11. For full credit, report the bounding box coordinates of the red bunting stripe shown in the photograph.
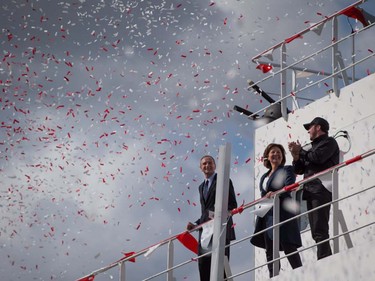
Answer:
[340,6,368,27]
[231,205,244,215]
[123,251,136,263]
[76,275,95,281]
[284,33,303,44]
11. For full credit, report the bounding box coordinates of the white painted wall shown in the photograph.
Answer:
[252,73,375,280]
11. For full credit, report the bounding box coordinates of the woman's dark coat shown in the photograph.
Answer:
[250,165,302,249]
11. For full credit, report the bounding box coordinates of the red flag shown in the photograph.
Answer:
[340,6,368,27]
[256,64,273,74]
[123,251,136,262]
[177,232,198,254]
[76,275,95,281]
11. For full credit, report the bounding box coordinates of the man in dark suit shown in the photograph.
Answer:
[187,155,237,281]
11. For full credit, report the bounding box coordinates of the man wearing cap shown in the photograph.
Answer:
[288,117,340,260]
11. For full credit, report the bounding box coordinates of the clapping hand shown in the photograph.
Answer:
[288,140,301,160]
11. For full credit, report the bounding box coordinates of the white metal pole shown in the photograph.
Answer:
[119,262,125,281]
[291,70,300,110]
[332,169,339,254]
[280,44,288,120]
[166,240,174,281]
[272,195,281,276]
[352,31,356,82]
[210,143,231,281]
[332,16,339,97]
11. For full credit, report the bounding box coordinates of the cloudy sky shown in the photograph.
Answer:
[1,0,374,280]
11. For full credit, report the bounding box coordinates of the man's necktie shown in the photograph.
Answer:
[203,180,209,200]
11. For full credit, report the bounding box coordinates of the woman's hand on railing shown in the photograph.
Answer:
[265,191,273,198]
[186,222,196,231]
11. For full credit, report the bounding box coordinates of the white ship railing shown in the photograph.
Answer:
[77,148,375,281]
[236,0,374,121]
[229,149,375,279]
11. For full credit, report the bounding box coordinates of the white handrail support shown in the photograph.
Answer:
[272,194,281,276]
[119,261,125,281]
[332,168,340,253]
[280,43,287,120]
[211,143,232,281]
[167,240,174,281]
[332,16,339,96]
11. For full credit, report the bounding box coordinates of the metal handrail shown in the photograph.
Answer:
[248,49,375,119]
[247,21,375,119]
[225,184,375,279]
[77,149,375,281]
[229,218,375,280]
[248,21,374,93]
[246,0,373,120]
[251,0,367,62]
[228,184,375,250]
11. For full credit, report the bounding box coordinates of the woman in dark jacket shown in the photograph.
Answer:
[250,143,302,277]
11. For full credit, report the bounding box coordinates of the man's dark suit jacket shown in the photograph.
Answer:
[195,173,238,252]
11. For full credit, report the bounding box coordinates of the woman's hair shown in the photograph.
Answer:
[263,143,286,169]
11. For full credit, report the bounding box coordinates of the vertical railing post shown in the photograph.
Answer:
[332,169,339,254]
[119,261,126,281]
[351,32,356,82]
[272,194,281,277]
[166,240,174,281]
[280,43,288,120]
[211,143,231,281]
[291,70,299,110]
[332,16,339,97]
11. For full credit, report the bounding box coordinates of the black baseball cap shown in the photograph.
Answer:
[303,117,329,132]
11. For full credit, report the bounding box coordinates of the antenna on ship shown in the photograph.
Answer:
[234,80,290,123]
